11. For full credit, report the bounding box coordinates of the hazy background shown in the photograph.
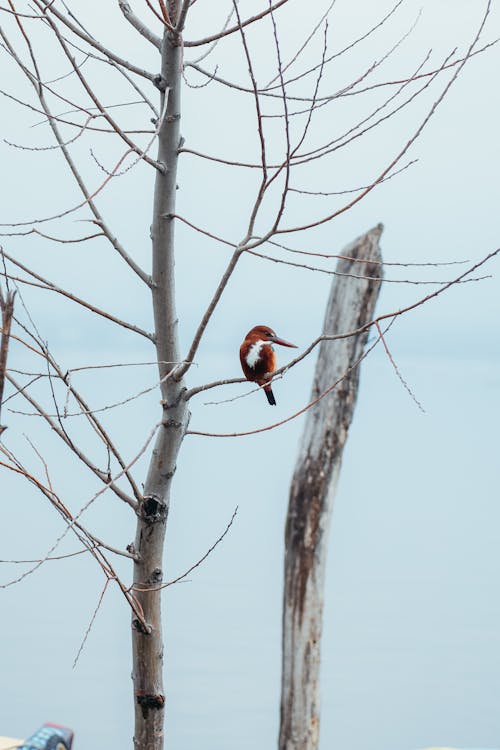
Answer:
[0,1,499,749]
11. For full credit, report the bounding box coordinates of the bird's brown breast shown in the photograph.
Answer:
[240,340,276,384]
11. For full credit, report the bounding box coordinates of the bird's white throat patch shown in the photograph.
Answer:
[245,340,272,369]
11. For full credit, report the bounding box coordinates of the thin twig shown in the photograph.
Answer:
[187,323,389,438]
[184,0,291,47]
[1,253,153,340]
[133,506,239,591]
[73,577,112,668]
[184,248,500,402]
[0,422,160,590]
[375,320,425,412]
[37,0,157,79]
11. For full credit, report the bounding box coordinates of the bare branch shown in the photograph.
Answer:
[0,227,105,243]
[245,247,489,286]
[107,61,159,117]
[184,0,291,47]
[265,0,336,88]
[187,325,386,439]
[175,0,292,382]
[1,252,153,340]
[339,40,498,100]
[232,0,268,205]
[184,376,245,401]
[279,1,491,235]
[10,368,178,419]
[175,0,190,33]
[173,247,243,381]
[188,7,235,66]
[264,0,292,233]
[267,0,406,92]
[10,295,145,505]
[29,431,140,555]
[266,238,471,267]
[36,0,157,80]
[289,159,418,196]
[0,83,153,134]
[175,32,480,390]
[6,371,140,508]
[118,1,162,48]
[143,0,172,29]
[0,2,495,748]
[133,506,239,590]
[0,442,151,630]
[0,420,160,584]
[34,8,164,171]
[0,548,88,563]
[375,320,425,412]
[73,577,112,668]
[288,48,437,164]
[185,246,500,423]
[158,0,173,27]
[0,29,152,285]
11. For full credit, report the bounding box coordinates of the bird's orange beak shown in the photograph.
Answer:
[270,334,297,348]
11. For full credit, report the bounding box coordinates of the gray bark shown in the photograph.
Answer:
[279,224,384,750]
[131,27,189,750]
[0,287,15,436]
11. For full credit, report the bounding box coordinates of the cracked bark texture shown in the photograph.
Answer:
[279,224,384,750]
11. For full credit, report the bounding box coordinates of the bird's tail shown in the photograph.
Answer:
[264,385,276,406]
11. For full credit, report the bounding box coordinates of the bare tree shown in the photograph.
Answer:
[0,2,496,749]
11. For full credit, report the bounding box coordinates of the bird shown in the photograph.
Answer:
[239,325,297,405]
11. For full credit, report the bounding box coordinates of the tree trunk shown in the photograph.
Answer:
[0,287,15,436]
[279,224,384,750]
[131,26,189,750]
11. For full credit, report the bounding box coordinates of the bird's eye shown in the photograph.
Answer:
[266,331,273,337]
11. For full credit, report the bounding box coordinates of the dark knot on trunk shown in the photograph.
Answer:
[140,494,167,523]
[137,693,165,719]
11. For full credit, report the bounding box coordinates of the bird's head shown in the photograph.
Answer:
[245,325,297,348]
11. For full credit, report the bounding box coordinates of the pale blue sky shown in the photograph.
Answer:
[0,1,499,749]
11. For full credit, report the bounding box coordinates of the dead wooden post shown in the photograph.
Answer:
[0,286,15,436]
[279,224,384,750]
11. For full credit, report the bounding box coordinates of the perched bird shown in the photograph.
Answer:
[239,325,297,405]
